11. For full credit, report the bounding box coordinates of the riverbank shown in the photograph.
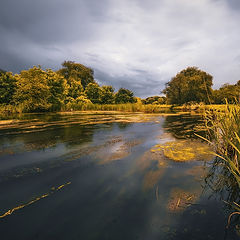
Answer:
[0,103,171,119]
[0,102,237,120]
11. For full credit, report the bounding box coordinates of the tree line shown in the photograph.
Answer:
[1,62,239,113]
[0,61,137,112]
[163,66,240,105]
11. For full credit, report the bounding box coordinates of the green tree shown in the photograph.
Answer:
[0,71,16,104]
[163,67,213,104]
[46,69,68,110]
[85,83,101,103]
[14,66,51,112]
[100,85,115,104]
[67,76,84,99]
[115,88,136,104]
[75,95,92,104]
[213,83,240,104]
[57,61,95,90]
[142,96,166,105]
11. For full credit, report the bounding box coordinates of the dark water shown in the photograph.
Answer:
[0,112,238,240]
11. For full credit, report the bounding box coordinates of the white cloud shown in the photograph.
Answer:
[0,0,240,96]
[66,0,240,92]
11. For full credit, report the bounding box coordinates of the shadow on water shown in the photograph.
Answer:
[0,112,239,239]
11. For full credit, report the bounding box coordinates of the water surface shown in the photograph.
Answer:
[0,112,238,240]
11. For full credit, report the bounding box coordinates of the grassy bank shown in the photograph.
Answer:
[61,103,172,113]
[0,103,172,118]
[0,103,237,119]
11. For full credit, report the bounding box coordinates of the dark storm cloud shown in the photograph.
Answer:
[0,0,110,44]
[0,0,240,97]
[225,0,240,10]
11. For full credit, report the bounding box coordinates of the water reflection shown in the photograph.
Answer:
[0,112,238,240]
[163,113,206,139]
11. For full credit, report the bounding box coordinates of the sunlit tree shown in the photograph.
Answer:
[213,83,240,104]
[14,66,51,112]
[0,71,16,104]
[46,69,68,110]
[58,61,95,90]
[99,85,115,104]
[115,88,136,104]
[85,83,101,103]
[142,96,166,105]
[163,67,213,104]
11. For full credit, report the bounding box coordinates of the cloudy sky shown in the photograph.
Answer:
[0,0,240,97]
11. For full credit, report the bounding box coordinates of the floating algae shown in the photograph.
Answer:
[151,140,214,162]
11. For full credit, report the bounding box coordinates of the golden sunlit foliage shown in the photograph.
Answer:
[14,66,52,112]
[0,63,239,115]
[163,67,213,104]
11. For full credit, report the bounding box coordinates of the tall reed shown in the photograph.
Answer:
[200,103,240,227]
[204,104,240,186]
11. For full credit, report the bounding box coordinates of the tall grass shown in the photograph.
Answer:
[0,103,172,118]
[60,103,172,113]
[203,104,240,187]
[1,102,232,117]
[200,103,240,227]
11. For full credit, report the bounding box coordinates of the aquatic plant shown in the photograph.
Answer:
[201,103,240,187]
[198,103,240,227]
[151,140,213,162]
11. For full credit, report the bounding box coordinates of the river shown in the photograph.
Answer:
[0,112,238,239]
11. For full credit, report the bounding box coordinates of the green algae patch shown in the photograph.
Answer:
[151,140,214,162]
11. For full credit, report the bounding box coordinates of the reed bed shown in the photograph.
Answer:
[203,104,240,187]
[199,103,240,227]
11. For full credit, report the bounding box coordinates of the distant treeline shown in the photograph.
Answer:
[163,67,240,105]
[0,62,239,113]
